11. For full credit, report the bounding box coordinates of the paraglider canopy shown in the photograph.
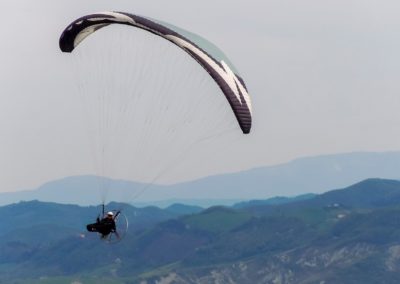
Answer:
[59,11,252,134]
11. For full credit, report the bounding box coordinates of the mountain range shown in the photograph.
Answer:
[2,178,400,283]
[1,151,400,207]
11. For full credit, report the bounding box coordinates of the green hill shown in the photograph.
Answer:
[3,178,400,283]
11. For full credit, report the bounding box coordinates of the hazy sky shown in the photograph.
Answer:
[1,0,400,192]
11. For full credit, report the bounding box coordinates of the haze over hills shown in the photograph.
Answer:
[3,178,400,283]
[1,151,400,207]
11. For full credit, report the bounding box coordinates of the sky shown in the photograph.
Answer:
[0,0,400,192]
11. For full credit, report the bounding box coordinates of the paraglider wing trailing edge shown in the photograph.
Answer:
[59,11,252,134]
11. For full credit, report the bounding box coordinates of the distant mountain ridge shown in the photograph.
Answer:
[233,193,316,208]
[243,178,400,217]
[1,151,400,206]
